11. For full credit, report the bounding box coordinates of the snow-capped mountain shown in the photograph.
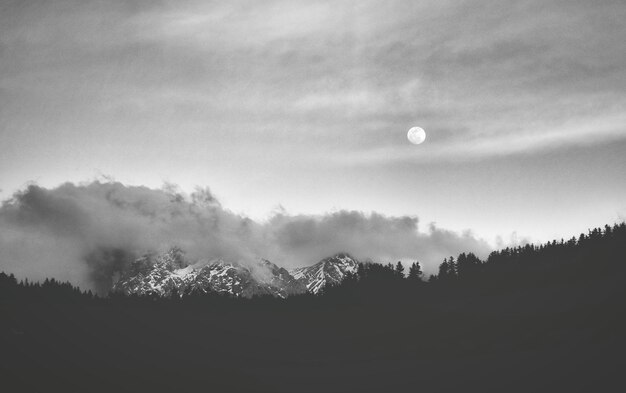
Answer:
[113,247,193,297]
[113,248,359,298]
[254,259,306,298]
[290,253,359,294]
[113,248,305,298]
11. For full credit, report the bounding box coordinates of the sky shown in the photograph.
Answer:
[1,0,626,250]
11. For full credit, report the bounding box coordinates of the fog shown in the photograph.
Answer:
[0,181,491,293]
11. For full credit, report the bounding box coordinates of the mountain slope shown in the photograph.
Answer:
[290,253,359,294]
[113,248,306,298]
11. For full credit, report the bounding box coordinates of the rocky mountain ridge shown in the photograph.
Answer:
[290,253,359,294]
[113,248,359,298]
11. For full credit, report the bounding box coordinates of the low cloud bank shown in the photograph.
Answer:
[0,182,491,293]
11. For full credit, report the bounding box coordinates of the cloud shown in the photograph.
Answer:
[333,111,626,166]
[0,181,491,293]
[267,211,489,270]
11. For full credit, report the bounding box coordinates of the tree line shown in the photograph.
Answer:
[1,222,625,304]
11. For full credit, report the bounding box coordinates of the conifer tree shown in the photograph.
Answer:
[408,262,423,281]
[438,258,450,280]
[395,261,405,277]
[448,256,457,277]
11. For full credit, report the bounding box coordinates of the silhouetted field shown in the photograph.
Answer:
[2,224,625,392]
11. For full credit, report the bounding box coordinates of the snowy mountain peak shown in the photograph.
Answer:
[113,248,359,298]
[290,253,359,294]
[113,249,306,298]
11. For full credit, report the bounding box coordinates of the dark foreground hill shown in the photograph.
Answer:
[1,224,625,392]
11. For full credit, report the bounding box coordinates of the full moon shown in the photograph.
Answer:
[407,127,426,145]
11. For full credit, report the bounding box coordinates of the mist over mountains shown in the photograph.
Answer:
[112,247,358,298]
[0,181,491,294]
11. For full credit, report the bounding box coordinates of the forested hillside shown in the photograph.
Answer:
[2,223,625,392]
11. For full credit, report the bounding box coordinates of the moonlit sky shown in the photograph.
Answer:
[1,0,626,245]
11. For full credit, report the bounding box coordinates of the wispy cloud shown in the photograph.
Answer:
[3,0,624,167]
[333,112,626,166]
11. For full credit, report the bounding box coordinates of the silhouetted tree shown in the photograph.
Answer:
[456,253,482,279]
[448,256,457,277]
[438,258,450,280]
[408,262,423,282]
[438,258,458,282]
[395,261,405,277]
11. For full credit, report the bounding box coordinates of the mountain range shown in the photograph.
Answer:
[113,248,359,298]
